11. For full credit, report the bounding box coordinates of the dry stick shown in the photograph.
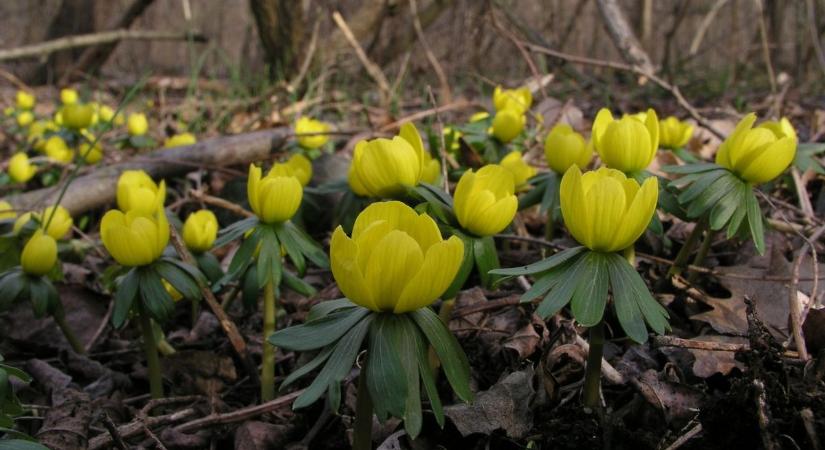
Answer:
[800,408,822,450]
[663,423,703,450]
[521,42,726,139]
[689,0,730,56]
[174,389,303,433]
[754,0,778,93]
[189,190,255,218]
[754,379,779,450]
[789,249,811,361]
[805,0,825,78]
[89,407,199,449]
[167,224,260,388]
[141,423,169,450]
[331,11,391,105]
[791,167,816,218]
[0,29,205,62]
[653,335,747,352]
[594,0,656,74]
[287,20,321,94]
[426,86,450,192]
[377,99,475,133]
[410,0,452,103]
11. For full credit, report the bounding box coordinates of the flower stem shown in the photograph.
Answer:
[353,366,374,450]
[138,303,163,398]
[582,320,605,409]
[668,217,708,277]
[52,301,85,354]
[687,227,714,284]
[261,280,277,402]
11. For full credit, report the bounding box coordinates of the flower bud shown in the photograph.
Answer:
[454,164,518,237]
[21,231,57,276]
[182,209,218,253]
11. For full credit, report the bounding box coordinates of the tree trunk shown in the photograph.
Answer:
[25,0,96,85]
[249,0,305,79]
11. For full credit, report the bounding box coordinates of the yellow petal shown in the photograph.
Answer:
[363,230,423,311]
[330,227,376,311]
[586,176,627,251]
[395,236,464,312]
[738,137,796,184]
[560,166,592,248]
[612,176,658,251]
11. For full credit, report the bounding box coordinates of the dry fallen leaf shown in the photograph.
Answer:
[688,335,748,378]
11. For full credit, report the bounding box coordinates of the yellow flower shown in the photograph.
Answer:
[491,108,526,143]
[16,91,35,110]
[60,88,79,105]
[499,151,536,187]
[454,164,518,237]
[116,170,166,215]
[164,132,197,148]
[97,105,118,124]
[101,208,169,267]
[182,209,218,253]
[44,136,74,163]
[493,86,532,113]
[295,116,330,149]
[659,116,694,149]
[715,113,797,184]
[21,231,57,276]
[62,104,94,130]
[560,166,658,252]
[14,205,73,240]
[420,150,441,184]
[330,201,464,313]
[442,127,462,152]
[544,123,592,174]
[0,201,15,220]
[592,108,659,173]
[348,123,426,198]
[269,153,313,187]
[469,111,490,122]
[8,152,37,183]
[16,111,34,127]
[127,113,148,136]
[79,142,102,164]
[247,164,302,224]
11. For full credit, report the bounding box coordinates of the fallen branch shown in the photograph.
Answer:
[174,389,303,433]
[0,29,206,63]
[8,127,290,216]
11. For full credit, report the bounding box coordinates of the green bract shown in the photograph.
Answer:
[269,301,472,439]
[491,247,670,343]
[664,163,766,254]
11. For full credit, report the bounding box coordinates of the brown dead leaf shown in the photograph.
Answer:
[635,369,702,423]
[163,350,237,396]
[534,97,585,131]
[688,335,748,377]
[234,421,290,450]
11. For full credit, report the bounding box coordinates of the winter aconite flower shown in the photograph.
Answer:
[295,116,330,149]
[592,108,659,173]
[454,164,518,237]
[493,86,532,113]
[500,151,536,188]
[658,116,694,149]
[330,201,464,313]
[420,150,441,184]
[60,89,79,105]
[45,136,73,163]
[62,104,94,130]
[16,91,35,110]
[247,164,302,224]
[715,114,797,185]
[544,123,592,174]
[127,113,148,136]
[164,132,197,148]
[0,201,15,220]
[21,231,57,276]
[16,111,34,127]
[560,166,658,252]
[79,142,102,164]
[268,153,313,187]
[8,152,37,183]
[491,108,526,143]
[348,123,427,198]
[101,208,169,267]
[116,171,166,216]
[15,205,74,240]
[182,209,218,253]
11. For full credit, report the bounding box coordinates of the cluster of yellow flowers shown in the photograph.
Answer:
[491,86,531,143]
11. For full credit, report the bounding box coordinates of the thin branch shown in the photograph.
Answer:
[0,29,206,63]
[331,11,391,105]
[410,0,452,103]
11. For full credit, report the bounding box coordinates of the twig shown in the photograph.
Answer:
[790,247,811,361]
[99,412,129,450]
[520,41,726,138]
[189,190,255,218]
[142,423,169,450]
[791,167,816,219]
[664,423,703,450]
[89,397,201,450]
[377,99,475,132]
[594,0,656,74]
[410,0,452,103]
[0,29,206,62]
[85,300,114,353]
[426,86,450,192]
[489,9,547,100]
[689,0,730,56]
[800,408,822,450]
[805,0,825,79]
[653,335,746,352]
[167,224,260,388]
[754,0,778,93]
[331,11,391,105]
[174,389,303,433]
[754,379,779,450]
[287,20,321,93]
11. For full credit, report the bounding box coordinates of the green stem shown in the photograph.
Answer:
[623,246,636,267]
[687,227,714,284]
[582,320,605,409]
[52,301,85,354]
[261,280,277,402]
[138,304,163,398]
[353,366,374,450]
[668,217,708,277]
